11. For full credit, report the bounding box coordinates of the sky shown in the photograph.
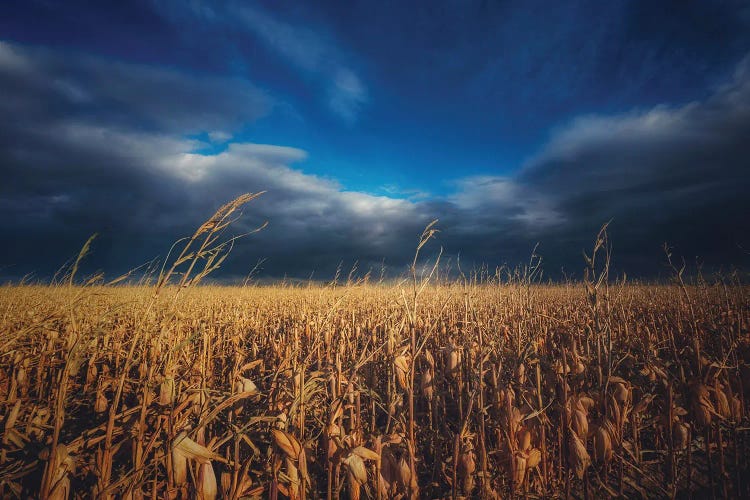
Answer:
[1,0,750,281]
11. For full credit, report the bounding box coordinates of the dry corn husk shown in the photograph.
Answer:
[16,361,29,398]
[421,367,434,402]
[518,429,531,452]
[378,447,398,496]
[326,423,341,459]
[344,453,368,485]
[613,381,630,406]
[713,383,731,419]
[234,376,259,395]
[347,471,362,500]
[691,383,714,427]
[159,377,175,406]
[446,344,460,378]
[396,455,411,490]
[394,355,409,390]
[459,448,476,494]
[85,361,98,387]
[731,395,743,421]
[568,429,591,479]
[173,432,222,464]
[95,383,108,413]
[516,362,526,386]
[673,422,690,450]
[553,360,569,375]
[593,424,613,464]
[171,445,189,485]
[197,461,218,500]
[272,429,302,461]
[576,395,595,413]
[571,408,588,441]
[511,452,526,486]
[283,456,301,500]
[633,393,654,415]
[526,448,541,469]
[40,444,75,500]
[425,349,435,368]
[29,407,50,441]
[574,360,586,374]
[352,446,380,461]
[220,472,232,497]
[233,376,259,416]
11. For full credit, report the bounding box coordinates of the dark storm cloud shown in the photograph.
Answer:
[0,41,270,134]
[0,40,749,281]
[443,57,750,275]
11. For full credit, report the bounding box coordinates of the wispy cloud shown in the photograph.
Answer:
[151,1,369,123]
[232,5,327,73]
[327,68,367,123]
[234,4,368,123]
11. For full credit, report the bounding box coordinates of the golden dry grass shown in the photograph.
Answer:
[0,281,748,499]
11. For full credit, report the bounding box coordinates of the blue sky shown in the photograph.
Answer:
[2,0,750,279]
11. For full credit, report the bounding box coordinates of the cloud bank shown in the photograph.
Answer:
[1,40,749,280]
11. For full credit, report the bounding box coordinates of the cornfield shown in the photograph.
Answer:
[1,195,748,499]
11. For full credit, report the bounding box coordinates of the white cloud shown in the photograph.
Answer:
[449,176,563,229]
[208,130,232,143]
